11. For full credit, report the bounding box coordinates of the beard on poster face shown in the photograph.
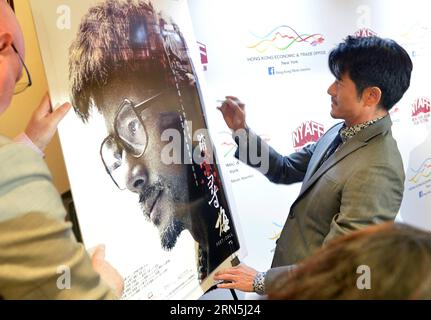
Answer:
[139,176,189,250]
[160,218,186,251]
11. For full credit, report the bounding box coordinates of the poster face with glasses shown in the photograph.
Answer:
[29,0,242,300]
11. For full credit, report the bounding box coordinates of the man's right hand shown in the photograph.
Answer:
[217,96,247,132]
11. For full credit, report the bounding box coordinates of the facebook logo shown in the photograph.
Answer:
[268,67,275,75]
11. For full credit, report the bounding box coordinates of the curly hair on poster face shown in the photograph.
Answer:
[69,0,176,122]
[267,222,431,300]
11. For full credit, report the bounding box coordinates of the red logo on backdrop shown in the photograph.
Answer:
[292,121,325,150]
[197,42,208,71]
[354,28,378,37]
[411,97,431,125]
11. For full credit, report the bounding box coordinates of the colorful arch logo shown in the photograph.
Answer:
[408,158,431,184]
[269,222,283,242]
[248,25,325,53]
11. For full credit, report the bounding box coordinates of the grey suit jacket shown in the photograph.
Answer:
[235,116,404,280]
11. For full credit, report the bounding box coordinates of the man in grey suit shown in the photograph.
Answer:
[214,36,412,295]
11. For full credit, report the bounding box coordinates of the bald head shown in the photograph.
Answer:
[0,0,17,28]
[0,0,25,113]
[0,0,24,54]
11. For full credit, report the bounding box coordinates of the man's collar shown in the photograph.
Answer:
[340,116,386,143]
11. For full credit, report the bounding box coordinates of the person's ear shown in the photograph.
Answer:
[363,86,382,108]
[0,32,13,52]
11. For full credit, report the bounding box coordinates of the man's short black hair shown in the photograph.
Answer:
[329,36,413,111]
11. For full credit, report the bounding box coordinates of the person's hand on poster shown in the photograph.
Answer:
[90,245,124,298]
[217,96,247,132]
[214,263,258,292]
[24,93,71,151]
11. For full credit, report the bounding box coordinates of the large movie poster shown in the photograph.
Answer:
[29,0,241,300]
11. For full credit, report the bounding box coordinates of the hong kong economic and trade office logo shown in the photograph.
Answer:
[292,120,325,151]
[411,97,431,125]
[248,25,325,53]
